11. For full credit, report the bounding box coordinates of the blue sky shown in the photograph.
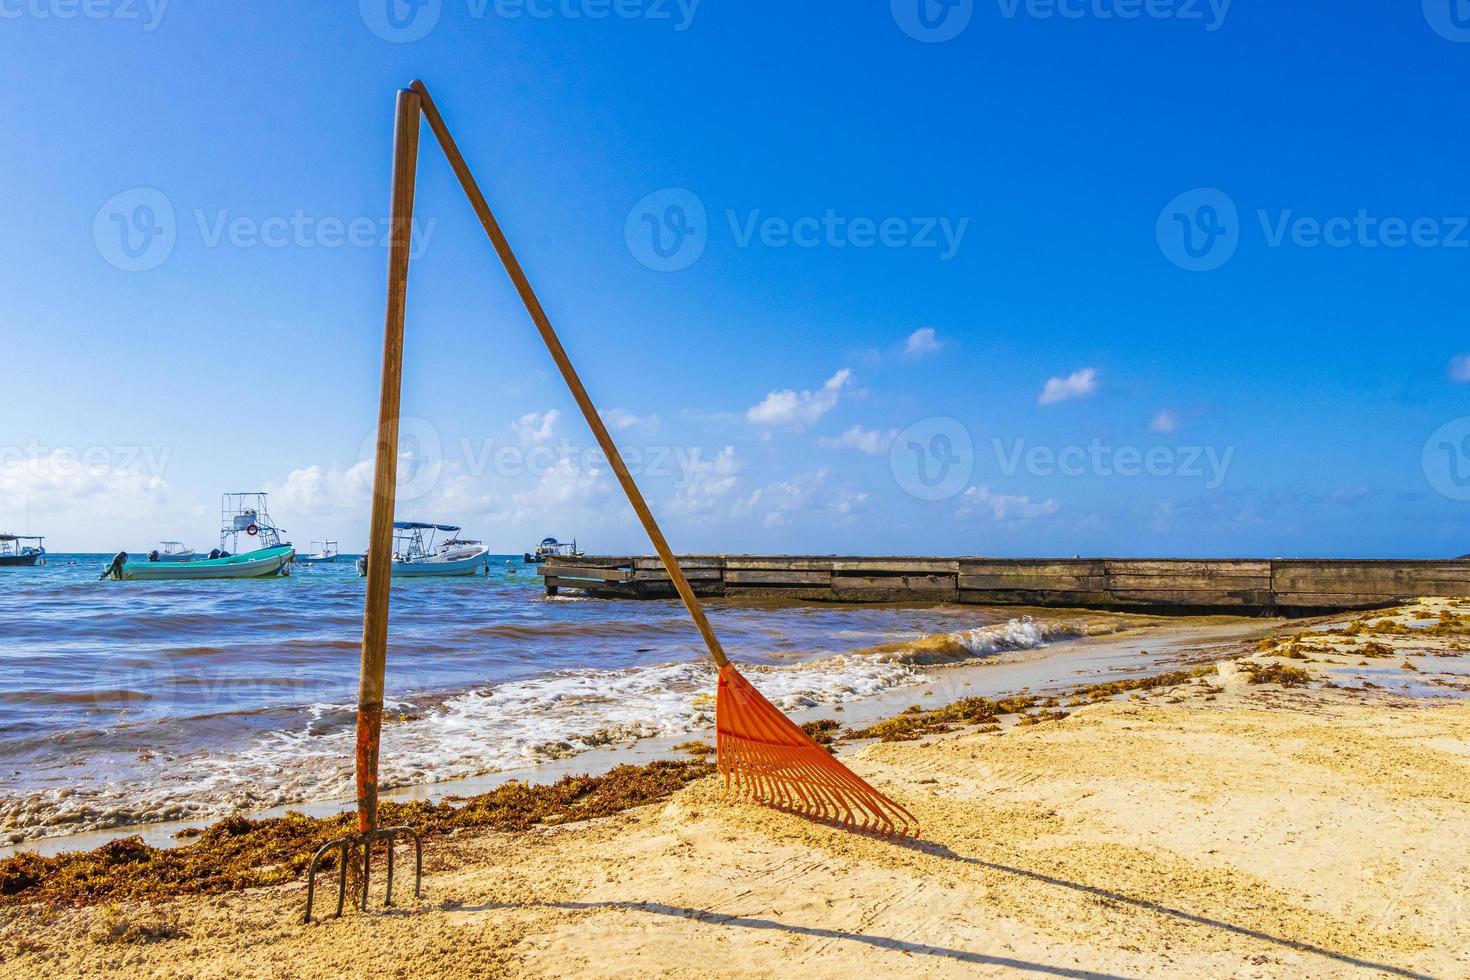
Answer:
[2,1,1468,556]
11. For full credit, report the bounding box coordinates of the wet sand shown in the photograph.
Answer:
[3,599,1468,978]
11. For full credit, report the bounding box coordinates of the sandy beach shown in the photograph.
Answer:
[3,598,1467,978]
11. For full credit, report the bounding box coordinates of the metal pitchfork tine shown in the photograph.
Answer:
[304,826,423,923]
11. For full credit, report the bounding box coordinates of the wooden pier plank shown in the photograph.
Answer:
[725,570,833,586]
[536,564,631,582]
[542,555,1470,613]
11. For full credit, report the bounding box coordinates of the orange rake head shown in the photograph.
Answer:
[716,662,919,838]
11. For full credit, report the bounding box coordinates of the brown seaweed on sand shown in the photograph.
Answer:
[0,760,712,910]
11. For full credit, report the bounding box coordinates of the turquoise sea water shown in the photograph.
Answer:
[0,553,1046,844]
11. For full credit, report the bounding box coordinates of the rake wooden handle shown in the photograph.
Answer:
[410,79,730,670]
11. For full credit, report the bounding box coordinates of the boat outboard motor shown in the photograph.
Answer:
[101,551,127,581]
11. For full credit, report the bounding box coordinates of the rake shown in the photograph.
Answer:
[305,80,917,922]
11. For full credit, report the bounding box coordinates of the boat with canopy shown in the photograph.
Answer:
[355,522,488,577]
[0,534,45,567]
[299,540,340,563]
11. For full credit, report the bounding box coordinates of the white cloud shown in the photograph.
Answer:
[510,455,613,524]
[267,461,371,518]
[903,327,943,358]
[1038,367,1098,406]
[265,458,499,544]
[745,369,853,429]
[671,446,741,514]
[601,409,657,431]
[819,425,897,455]
[514,410,560,445]
[0,449,200,549]
[1149,409,1180,434]
[1451,355,1470,383]
[1325,485,1371,506]
[957,485,1059,522]
[733,467,872,528]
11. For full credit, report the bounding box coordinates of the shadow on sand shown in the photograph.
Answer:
[438,836,1431,979]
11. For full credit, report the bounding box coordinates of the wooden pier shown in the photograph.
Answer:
[539,555,1470,615]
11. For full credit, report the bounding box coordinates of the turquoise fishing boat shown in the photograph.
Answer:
[102,492,295,581]
[104,545,295,581]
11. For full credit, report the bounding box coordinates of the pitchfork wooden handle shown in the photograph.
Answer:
[410,79,730,670]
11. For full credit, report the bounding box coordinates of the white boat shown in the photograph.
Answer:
[356,522,489,577]
[299,540,339,563]
[0,534,45,568]
[523,536,582,563]
[103,493,294,582]
[149,541,198,562]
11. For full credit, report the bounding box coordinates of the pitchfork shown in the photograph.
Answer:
[304,80,916,923]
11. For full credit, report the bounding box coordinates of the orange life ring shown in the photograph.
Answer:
[246,524,259,536]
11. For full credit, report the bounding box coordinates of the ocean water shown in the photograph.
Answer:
[0,553,1083,844]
